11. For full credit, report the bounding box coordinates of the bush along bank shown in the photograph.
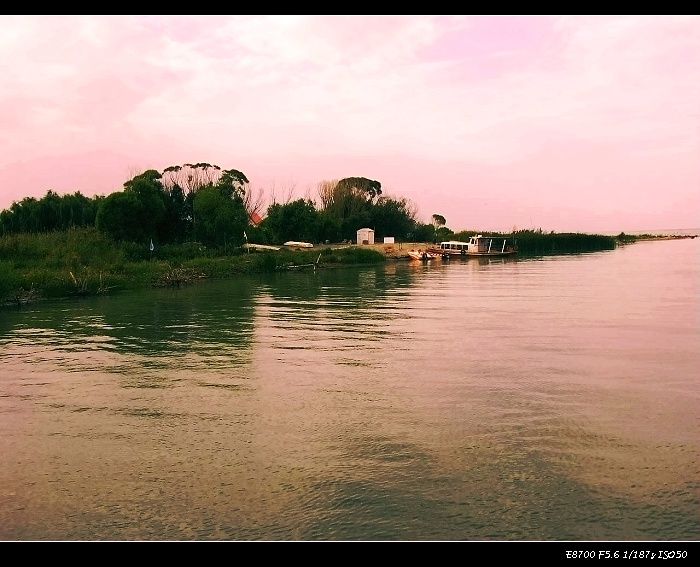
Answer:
[0,227,386,307]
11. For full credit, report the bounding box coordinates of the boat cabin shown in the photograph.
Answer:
[468,235,504,254]
[438,235,515,256]
[439,241,468,254]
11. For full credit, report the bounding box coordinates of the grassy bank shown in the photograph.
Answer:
[1,227,645,307]
[0,227,385,307]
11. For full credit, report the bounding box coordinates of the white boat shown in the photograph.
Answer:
[283,241,314,249]
[407,249,440,261]
[243,243,282,252]
[433,235,516,257]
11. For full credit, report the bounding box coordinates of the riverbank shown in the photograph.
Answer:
[2,228,694,309]
[626,234,697,241]
[0,228,387,309]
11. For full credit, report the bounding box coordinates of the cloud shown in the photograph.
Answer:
[0,16,698,232]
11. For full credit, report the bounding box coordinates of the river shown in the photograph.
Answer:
[1,237,698,541]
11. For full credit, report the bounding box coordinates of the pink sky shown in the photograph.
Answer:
[1,16,698,233]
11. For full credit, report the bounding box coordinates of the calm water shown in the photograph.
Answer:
[1,238,698,541]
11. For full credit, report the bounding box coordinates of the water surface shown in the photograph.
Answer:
[1,238,698,540]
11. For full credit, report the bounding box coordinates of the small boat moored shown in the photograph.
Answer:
[407,249,440,261]
[283,241,314,249]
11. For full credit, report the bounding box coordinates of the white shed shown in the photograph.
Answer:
[357,228,375,245]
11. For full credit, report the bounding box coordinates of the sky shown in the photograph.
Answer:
[1,15,698,233]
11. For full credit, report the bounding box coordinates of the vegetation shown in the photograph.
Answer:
[0,227,385,306]
[1,190,100,234]
[1,163,648,307]
[509,229,615,255]
[439,228,616,256]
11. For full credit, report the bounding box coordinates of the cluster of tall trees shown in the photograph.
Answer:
[95,164,250,248]
[257,177,422,245]
[1,166,446,248]
[0,190,101,234]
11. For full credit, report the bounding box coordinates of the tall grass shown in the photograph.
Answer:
[451,229,616,256]
[0,228,385,306]
[2,225,618,307]
[510,230,616,255]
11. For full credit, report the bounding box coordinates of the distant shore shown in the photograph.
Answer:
[628,234,698,241]
[1,230,697,309]
[340,232,698,259]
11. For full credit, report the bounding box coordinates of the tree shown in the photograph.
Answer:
[336,177,382,201]
[431,214,446,229]
[160,163,249,236]
[0,190,102,234]
[60,191,99,229]
[96,191,148,242]
[160,163,222,195]
[159,183,189,244]
[96,170,165,243]
[368,196,417,240]
[435,226,454,241]
[218,169,249,198]
[412,222,436,243]
[11,197,40,232]
[193,185,248,249]
[37,190,62,231]
[263,199,322,244]
[317,177,382,239]
[124,171,166,240]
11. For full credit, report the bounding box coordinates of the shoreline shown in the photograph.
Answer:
[344,232,698,259]
[626,234,697,241]
[2,233,696,310]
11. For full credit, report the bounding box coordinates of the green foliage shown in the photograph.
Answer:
[123,169,162,190]
[218,169,250,198]
[0,227,122,269]
[435,226,454,241]
[193,185,248,249]
[0,191,100,235]
[1,165,623,307]
[340,212,372,241]
[159,184,189,244]
[124,176,166,236]
[263,199,322,244]
[411,223,436,243]
[245,223,273,245]
[507,229,616,255]
[335,177,382,201]
[157,163,250,243]
[96,191,148,242]
[368,197,416,240]
[319,177,383,238]
[318,246,384,265]
[317,213,341,244]
[95,169,166,243]
[0,261,20,302]
[432,214,446,227]
[616,232,637,244]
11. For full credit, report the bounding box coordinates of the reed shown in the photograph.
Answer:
[510,230,616,255]
[451,229,617,256]
[0,228,385,306]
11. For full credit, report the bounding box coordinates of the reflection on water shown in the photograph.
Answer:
[0,240,698,540]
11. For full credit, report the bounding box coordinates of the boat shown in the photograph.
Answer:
[283,241,314,249]
[277,253,323,271]
[432,235,517,258]
[243,243,282,252]
[407,249,440,261]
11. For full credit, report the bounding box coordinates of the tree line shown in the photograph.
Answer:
[0,164,451,249]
